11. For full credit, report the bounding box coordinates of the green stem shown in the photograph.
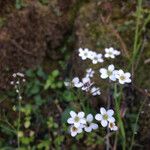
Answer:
[114,84,126,150]
[129,96,147,150]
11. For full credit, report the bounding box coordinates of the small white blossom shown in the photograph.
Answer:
[104,47,120,59]
[12,73,17,78]
[115,70,131,84]
[109,122,118,131]
[84,114,98,132]
[10,81,14,85]
[67,111,86,128]
[99,64,117,81]
[86,68,95,78]
[95,107,115,127]
[78,48,91,60]
[91,52,104,64]
[16,72,24,77]
[90,87,101,96]
[81,77,93,92]
[72,77,83,88]
[70,125,83,137]
[64,77,83,88]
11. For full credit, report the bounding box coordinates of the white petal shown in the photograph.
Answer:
[86,114,93,122]
[100,107,106,115]
[105,48,109,53]
[74,82,83,88]
[108,64,114,71]
[126,78,131,83]
[92,60,97,64]
[108,117,115,123]
[101,74,108,79]
[80,118,86,124]
[118,79,125,84]
[70,111,77,118]
[118,69,124,75]
[109,75,116,81]
[91,123,98,130]
[101,120,108,127]
[71,131,77,137]
[84,126,92,132]
[107,109,114,116]
[77,127,83,133]
[95,114,102,121]
[78,112,85,118]
[67,118,74,124]
[125,72,131,78]
[99,68,107,74]
[113,126,118,131]
[74,122,80,128]
[72,77,79,84]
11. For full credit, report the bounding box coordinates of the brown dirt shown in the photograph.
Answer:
[0,0,74,90]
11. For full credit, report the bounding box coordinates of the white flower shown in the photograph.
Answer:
[84,114,98,132]
[81,77,93,91]
[99,64,117,81]
[91,52,104,64]
[115,70,131,84]
[16,72,24,77]
[70,125,83,137]
[72,77,83,88]
[65,77,83,88]
[78,48,91,60]
[90,87,101,96]
[95,107,115,127]
[109,122,118,131]
[104,47,120,59]
[67,111,86,128]
[86,68,95,78]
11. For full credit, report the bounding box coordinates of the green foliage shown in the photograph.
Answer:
[39,0,49,5]
[15,0,25,9]
[44,70,63,90]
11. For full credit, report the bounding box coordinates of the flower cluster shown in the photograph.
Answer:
[79,48,104,64]
[95,107,118,131]
[65,68,100,96]
[10,72,26,99]
[67,111,98,137]
[67,107,118,137]
[104,47,120,59]
[99,64,131,84]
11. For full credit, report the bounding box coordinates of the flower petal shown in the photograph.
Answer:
[108,117,115,123]
[84,126,92,132]
[95,114,102,121]
[91,123,98,130]
[107,109,114,116]
[100,107,106,115]
[78,112,85,118]
[86,114,93,122]
[67,118,74,124]
[108,64,114,72]
[101,120,108,127]
[70,111,77,118]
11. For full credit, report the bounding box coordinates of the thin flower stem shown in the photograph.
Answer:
[17,84,22,148]
[114,83,126,150]
[129,95,147,150]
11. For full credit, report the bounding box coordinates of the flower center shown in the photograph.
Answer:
[72,126,78,132]
[109,122,114,128]
[74,116,80,122]
[84,52,88,56]
[93,56,98,61]
[120,75,125,80]
[107,70,112,76]
[103,114,108,120]
[108,52,113,55]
